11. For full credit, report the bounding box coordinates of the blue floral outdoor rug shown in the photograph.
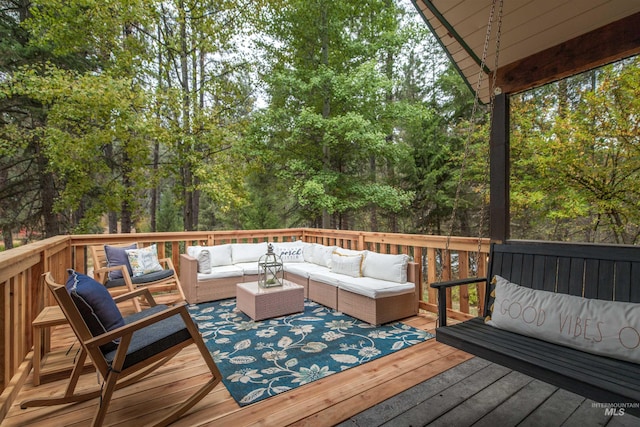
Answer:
[188,299,433,406]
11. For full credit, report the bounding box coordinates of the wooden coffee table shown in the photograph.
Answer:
[236,280,304,321]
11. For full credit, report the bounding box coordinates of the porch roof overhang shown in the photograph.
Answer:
[411,1,640,242]
[411,0,640,103]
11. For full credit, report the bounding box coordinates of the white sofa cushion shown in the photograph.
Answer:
[197,264,244,280]
[308,270,347,287]
[187,244,233,269]
[362,252,409,283]
[234,261,261,276]
[302,242,315,262]
[283,262,329,278]
[231,242,268,264]
[334,247,366,257]
[310,244,338,268]
[330,252,363,277]
[273,241,305,263]
[487,275,640,364]
[337,276,415,299]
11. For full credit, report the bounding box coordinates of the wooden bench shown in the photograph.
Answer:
[431,240,640,416]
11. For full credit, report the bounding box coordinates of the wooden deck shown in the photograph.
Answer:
[4,310,639,426]
[2,311,470,426]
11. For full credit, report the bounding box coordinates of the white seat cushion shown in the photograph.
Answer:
[337,276,415,299]
[234,262,260,276]
[283,262,329,278]
[308,270,348,287]
[197,265,244,280]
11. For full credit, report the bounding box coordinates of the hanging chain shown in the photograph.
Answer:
[475,0,504,271]
[439,0,501,282]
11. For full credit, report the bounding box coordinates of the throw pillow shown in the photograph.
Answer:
[104,243,137,281]
[273,242,305,263]
[486,275,640,364]
[197,249,212,274]
[361,252,409,283]
[311,244,338,268]
[65,269,124,352]
[334,247,366,257]
[125,244,164,277]
[330,252,363,277]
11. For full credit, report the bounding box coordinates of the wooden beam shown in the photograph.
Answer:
[497,12,640,95]
[489,93,509,243]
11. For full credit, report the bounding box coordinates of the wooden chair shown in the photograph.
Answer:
[90,243,186,310]
[21,271,222,426]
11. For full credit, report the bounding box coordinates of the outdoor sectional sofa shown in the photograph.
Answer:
[179,241,419,325]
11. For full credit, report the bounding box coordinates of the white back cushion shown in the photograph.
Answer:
[362,252,409,283]
[188,244,233,267]
[230,242,268,264]
[310,244,337,268]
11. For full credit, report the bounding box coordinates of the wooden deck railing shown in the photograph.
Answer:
[0,228,488,418]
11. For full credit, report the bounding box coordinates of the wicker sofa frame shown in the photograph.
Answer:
[180,249,419,325]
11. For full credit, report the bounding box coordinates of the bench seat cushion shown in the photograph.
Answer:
[337,277,415,299]
[197,265,244,280]
[437,317,640,409]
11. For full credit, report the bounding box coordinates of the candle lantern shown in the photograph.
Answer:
[258,243,284,288]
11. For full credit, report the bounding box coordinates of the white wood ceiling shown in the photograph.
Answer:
[412,0,640,102]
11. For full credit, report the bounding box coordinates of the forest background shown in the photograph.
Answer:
[1,0,639,250]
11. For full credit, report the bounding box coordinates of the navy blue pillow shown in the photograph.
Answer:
[104,244,136,280]
[65,269,125,352]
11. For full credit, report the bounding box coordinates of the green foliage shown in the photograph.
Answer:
[510,57,640,243]
[156,190,183,232]
[249,0,418,229]
[2,0,637,244]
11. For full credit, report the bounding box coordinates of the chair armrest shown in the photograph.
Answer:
[430,277,487,327]
[158,257,176,271]
[93,264,129,283]
[179,254,198,304]
[112,287,157,307]
[430,276,487,289]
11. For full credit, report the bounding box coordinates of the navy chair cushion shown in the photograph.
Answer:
[102,305,191,369]
[104,244,137,280]
[65,269,125,352]
[105,269,175,289]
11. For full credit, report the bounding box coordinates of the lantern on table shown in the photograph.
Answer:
[258,243,284,288]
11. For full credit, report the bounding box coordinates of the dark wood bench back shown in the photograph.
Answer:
[486,241,640,315]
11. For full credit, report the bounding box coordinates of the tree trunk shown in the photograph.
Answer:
[120,150,133,233]
[320,5,331,229]
[179,0,194,231]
